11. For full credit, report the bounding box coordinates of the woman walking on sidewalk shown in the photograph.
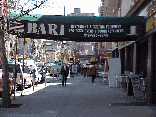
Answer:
[83,68,87,78]
[61,63,69,86]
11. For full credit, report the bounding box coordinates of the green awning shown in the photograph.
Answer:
[8,12,43,21]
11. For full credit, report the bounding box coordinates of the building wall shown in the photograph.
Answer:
[118,0,156,104]
[45,50,55,62]
[44,40,57,51]
[67,8,94,16]
[120,0,134,17]
[43,40,58,62]
[99,0,121,17]
[99,0,118,54]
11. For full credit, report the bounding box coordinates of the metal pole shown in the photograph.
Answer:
[53,69,54,83]
[45,67,47,86]
[21,37,25,96]
[15,37,17,94]
[120,8,121,17]
[33,69,35,91]
[64,6,65,16]
[57,68,58,80]
[13,69,15,100]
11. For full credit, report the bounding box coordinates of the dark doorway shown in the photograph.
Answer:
[127,44,133,72]
[152,33,156,104]
[138,41,148,77]
[120,48,125,74]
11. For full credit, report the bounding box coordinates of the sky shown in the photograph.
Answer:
[20,0,102,16]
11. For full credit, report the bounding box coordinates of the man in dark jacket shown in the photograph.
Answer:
[61,63,69,86]
[91,64,97,83]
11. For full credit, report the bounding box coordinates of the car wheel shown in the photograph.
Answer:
[28,84,31,88]
[35,81,38,86]
[11,90,15,95]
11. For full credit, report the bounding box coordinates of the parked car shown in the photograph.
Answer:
[0,69,14,97]
[29,66,42,85]
[7,63,23,90]
[20,64,33,88]
[44,63,51,73]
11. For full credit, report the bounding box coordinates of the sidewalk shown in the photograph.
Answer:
[0,75,156,117]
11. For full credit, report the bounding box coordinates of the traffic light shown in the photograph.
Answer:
[25,38,27,44]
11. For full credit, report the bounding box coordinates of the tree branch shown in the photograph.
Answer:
[7,0,48,23]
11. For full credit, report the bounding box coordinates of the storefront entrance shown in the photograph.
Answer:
[152,33,156,103]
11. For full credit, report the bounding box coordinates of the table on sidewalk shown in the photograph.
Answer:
[116,74,144,100]
[98,72,108,84]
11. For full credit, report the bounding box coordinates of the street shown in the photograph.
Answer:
[0,74,156,117]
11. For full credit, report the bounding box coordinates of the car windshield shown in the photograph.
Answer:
[8,64,21,73]
[24,66,30,73]
[37,65,43,68]
[37,67,41,72]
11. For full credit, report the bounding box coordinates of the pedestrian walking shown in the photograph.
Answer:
[60,63,69,86]
[91,65,97,83]
[83,68,87,78]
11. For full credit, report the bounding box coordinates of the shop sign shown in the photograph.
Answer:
[75,54,80,60]
[146,0,156,32]
[23,16,145,42]
[147,1,156,18]
[26,22,142,39]
[101,51,112,59]
[146,16,156,32]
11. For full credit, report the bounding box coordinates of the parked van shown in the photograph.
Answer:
[19,64,33,88]
[7,63,23,90]
[2,62,33,90]
[0,69,14,97]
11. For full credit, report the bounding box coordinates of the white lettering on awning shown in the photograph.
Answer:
[59,25,64,35]
[33,23,37,33]
[48,24,58,35]
[38,23,46,34]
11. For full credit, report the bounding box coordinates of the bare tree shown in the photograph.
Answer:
[0,0,48,108]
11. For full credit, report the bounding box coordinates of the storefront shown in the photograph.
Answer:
[136,40,148,77]
[120,0,156,104]
[100,50,112,72]
[119,48,125,74]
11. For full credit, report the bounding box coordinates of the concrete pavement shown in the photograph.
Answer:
[0,75,156,117]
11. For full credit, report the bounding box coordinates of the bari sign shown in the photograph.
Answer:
[23,16,146,42]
